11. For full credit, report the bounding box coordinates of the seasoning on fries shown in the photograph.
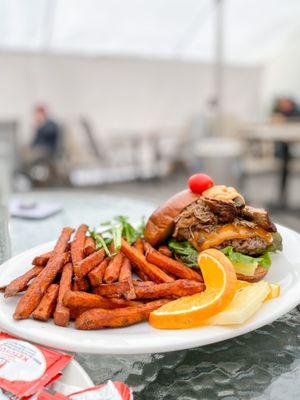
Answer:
[3,215,210,330]
[14,227,73,320]
[4,266,43,298]
[134,279,204,300]
[93,281,131,298]
[144,242,203,282]
[54,262,73,327]
[33,251,71,267]
[121,239,174,283]
[84,236,96,256]
[119,257,136,300]
[63,290,138,311]
[88,258,109,287]
[74,248,106,278]
[104,252,123,283]
[75,299,169,330]
[32,284,59,322]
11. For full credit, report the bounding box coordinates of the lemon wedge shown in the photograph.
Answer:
[205,280,270,325]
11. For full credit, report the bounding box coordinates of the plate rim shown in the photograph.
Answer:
[0,223,299,354]
[61,359,94,389]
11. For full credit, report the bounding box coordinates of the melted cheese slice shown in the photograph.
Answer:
[193,224,273,251]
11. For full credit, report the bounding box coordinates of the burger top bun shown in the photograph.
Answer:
[144,190,201,246]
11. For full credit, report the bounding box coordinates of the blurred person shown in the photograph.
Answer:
[271,96,300,122]
[270,97,300,161]
[31,104,60,154]
[20,105,61,183]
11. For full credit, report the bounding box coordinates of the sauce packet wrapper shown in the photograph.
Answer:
[38,381,132,400]
[0,333,72,399]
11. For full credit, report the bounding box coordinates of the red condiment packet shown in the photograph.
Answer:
[38,381,132,400]
[70,381,132,400]
[0,333,72,399]
[38,392,69,400]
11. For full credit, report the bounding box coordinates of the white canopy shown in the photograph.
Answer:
[1,0,300,64]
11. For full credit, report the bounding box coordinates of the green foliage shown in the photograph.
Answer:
[221,246,271,269]
[89,215,145,257]
[168,239,198,268]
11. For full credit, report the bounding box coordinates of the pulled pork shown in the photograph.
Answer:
[173,199,217,239]
[173,197,276,256]
[241,206,276,232]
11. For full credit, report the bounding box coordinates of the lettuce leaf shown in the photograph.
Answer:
[168,239,198,267]
[221,246,271,270]
[268,232,283,253]
[169,239,273,271]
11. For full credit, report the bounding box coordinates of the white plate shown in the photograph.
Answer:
[0,224,299,354]
[58,359,93,393]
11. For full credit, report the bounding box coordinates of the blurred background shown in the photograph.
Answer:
[1,0,300,235]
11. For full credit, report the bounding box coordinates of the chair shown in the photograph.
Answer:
[65,118,177,186]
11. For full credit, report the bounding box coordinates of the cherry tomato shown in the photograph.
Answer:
[188,173,214,194]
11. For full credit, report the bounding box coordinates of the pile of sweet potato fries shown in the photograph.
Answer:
[2,225,204,330]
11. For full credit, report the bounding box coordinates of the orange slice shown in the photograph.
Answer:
[149,248,237,329]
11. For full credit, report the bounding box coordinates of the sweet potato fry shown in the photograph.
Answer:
[75,299,170,330]
[52,227,74,256]
[63,290,139,311]
[84,237,96,256]
[70,307,88,320]
[132,280,155,287]
[32,251,52,266]
[74,277,89,291]
[14,255,65,320]
[133,268,150,282]
[133,239,150,281]
[121,239,174,284]
[144,243,203,282]
[134,279,205,300]
[72,280,79,291]
[32,251,71,267]
[118,257,136,300]
[109,298,142,307]
[74,248,106,278]
[104,253,123,283]
[32,284,59,322]
[93,281,131,298]
[71,224,88,263]
[133,238,144,254]
[70,224,89,291]
[14,227,73,320]
[68,298,141,320]
[54,263,73,327]
[4,266,43,298]
[88,259,108,287]
[158,245,173,258]
[119,257,132,282]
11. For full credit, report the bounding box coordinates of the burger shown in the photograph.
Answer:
[144,185,282,282]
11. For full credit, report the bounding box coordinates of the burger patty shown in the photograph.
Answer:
[173,197,275,256]
[215,236,268,256]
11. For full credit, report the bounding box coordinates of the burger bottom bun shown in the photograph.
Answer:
[236,265,268,283]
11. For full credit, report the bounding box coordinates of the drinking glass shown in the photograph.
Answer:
[0,143,12,263]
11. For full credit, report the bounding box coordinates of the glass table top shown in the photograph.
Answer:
[7,191,300,400]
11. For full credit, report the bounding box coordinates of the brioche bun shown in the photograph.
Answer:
[236,265,268,283]
[144,190,201,246]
